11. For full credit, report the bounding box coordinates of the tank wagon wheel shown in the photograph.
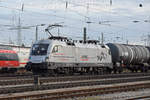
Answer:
[112,66,123,74]
[135,66,138,72]
[140,66,148,73]
[131,68,135,73]
[145,67,148,72]
[141,67,145,72]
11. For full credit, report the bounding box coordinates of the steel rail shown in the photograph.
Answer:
[127,95,150,100]
[0,81,150,100]
[0,76,150,94]
[0,73,150,86]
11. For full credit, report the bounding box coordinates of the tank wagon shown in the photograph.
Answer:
[26,36,113,75]
[107,43,150,73]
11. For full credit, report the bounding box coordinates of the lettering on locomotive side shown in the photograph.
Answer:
[97,52,107,61]
[80,55,88,61]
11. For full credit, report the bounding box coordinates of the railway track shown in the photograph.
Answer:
[0,72,150,86]
[0,74,150,94]
[0,72,33,80]
[127,95,150,100]
[0,81,150,100]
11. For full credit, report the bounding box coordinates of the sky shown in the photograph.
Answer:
[0,0,150,46]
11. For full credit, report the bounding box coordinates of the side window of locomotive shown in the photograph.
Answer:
[52,45,63,53]
[52,46,58,53]
[58,46,63,52]
[108,50,111,55]
[101,45,105,48]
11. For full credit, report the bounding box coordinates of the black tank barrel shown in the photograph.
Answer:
[107,43,150,65]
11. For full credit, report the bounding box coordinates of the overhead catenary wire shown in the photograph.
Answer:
[57,0,149,27]
[0,3,148,35]
[0,2,86,22]
[0,0,147,25]
[0,0,149,44]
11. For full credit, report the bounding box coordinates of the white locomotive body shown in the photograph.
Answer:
[26,37,113,74]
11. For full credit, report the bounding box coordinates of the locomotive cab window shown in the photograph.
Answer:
[52,46,58,53]
[101,45,105,48]
[52,45,62,53]
[31,44,49,55]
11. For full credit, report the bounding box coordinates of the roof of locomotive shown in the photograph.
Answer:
[34,37,109,49]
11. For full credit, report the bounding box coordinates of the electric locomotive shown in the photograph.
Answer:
[26,36,113,75]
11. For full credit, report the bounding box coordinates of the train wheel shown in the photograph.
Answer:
[135,66,138,72]
[131,69,134,73]
[141,67,148,73]
[139,67,144,72]
[32,70,38,75]
[1,68,8,73]
[68,68,73,75]
[145,67,148,72]
[113,67,117,74]
[9,68,17,73]
[103,67,109,74]
[107,67,112,74]
[25,65,31,71]
[32,68,42,75]
[118,67,123,73]
[90,68,95,75]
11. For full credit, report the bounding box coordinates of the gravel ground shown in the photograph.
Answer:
[62,88,150,100]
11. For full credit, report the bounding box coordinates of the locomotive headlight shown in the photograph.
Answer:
[45,57,49,62]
